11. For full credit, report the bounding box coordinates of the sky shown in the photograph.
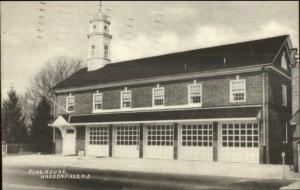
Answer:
[1,1,299,97]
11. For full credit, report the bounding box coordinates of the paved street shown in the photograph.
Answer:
[3,164,295,190]
[2,155,299,190]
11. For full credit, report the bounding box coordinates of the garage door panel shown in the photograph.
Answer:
[86,126,109,157]
[145,146,173,159]
[114,126,140,158]
[180,147,212,161]
[179,123,213,161]
[145,124,174,159]
[86,145,109,157]
[219,122,259,163]
[114,145,139,158]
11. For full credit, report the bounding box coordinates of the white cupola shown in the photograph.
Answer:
[87,8,112,71]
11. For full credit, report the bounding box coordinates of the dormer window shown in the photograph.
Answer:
[281,52,288,70]
[66,95,75,113]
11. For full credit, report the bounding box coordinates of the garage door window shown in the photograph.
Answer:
[221,123,258,148]
[89,127,108,145]
[147,125,173,146]
[116,126,139,145]
[182,124,212,146]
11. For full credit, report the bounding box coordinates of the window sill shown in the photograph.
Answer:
[230,100,246,103]
[188,103,202,107]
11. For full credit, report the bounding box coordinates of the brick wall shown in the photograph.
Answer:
[75,126,85,155]
[201,73,262,107]
[55,72,263,115]
[268,71,293,164]
[292,62,299,115]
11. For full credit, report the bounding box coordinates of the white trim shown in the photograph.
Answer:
[283,123,288,143]
[54,64,272,93]
[266,65,291,80]
[229,79,246,103]
[120,89,132,109]
[75,104,262,115]
[48,115,69,127]
[66,117,258,126]
[272,38,288,64]
[188,83,202,106]
[152,86,165,107]
[93,93,103,112]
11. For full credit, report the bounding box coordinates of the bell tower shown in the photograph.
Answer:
[87,2,112,71]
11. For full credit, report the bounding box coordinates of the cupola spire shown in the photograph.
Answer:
[87,1,112,71]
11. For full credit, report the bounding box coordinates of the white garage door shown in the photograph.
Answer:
[179,123,213,161]
[86,126,109,157]
[219,122,259,163]
[144,124,174,159]
[113,125,140,158]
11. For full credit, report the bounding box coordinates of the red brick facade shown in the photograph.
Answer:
[55,73,263,115]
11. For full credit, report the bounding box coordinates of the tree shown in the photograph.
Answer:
[24,56,83,118]
[1,87,27,143]
[30,96,53,143]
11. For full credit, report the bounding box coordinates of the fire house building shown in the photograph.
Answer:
[49,10,298,165]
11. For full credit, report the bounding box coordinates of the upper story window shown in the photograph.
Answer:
[230,78,246,103]
[121,89,131,108]
[91,45,95,56]
[104,45,108,59]
[153,85,164,106]
[282,84,287,107]
[281,52,288,70]
[66,95,75,112]
[93,93,103,111]
[188,82,202,105]
[93,24,97,29]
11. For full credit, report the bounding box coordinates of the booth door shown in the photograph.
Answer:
[63,129,76,156]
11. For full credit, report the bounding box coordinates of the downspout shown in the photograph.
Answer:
[262,66,266,146]
[52,91,56,153]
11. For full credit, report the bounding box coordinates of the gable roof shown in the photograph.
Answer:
[53,35,289,90]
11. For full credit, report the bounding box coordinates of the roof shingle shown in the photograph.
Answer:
[53,35,288,90]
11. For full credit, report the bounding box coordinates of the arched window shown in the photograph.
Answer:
[104,45,108,58]
[281,52,287,70]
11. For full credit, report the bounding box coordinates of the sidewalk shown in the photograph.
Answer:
[3,154,300,180]
[280,181,300,190]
